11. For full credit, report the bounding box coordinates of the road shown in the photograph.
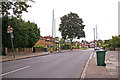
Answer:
[2,48,93,78]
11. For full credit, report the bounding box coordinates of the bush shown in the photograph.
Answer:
[102,36,120,50]
[110,47,115,51]
[33,45,44,48]
[33,46,39,48]
[108,36,120,49]
[77,44,80,49]
[72,46,75,49]
[102,44,108,49]
[61,43,70,49]
[41,45,44,48]
[61,44,66,50]
[66,43,70,49]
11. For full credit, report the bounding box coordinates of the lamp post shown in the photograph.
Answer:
[7,25,15,58]
[93,28,95,51]
[96,25,97,49]
[51,10,54,53]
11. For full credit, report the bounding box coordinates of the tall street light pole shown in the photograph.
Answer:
[96,25,97,49]
[52,10,54,52]
[52,10,54,38]
[96,25,97,40]
[93,28,95,51]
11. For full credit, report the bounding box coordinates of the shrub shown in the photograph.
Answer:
[61,44,66,49]
[72,46,75,49]
[33,45,44,48]
[77,44,80,49]
[102,44,108,49]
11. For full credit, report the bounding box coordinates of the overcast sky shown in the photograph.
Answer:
[22,0,119,42]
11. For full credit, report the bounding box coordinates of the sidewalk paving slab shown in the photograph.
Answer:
[84,57,110,78]
[84,51,119,79]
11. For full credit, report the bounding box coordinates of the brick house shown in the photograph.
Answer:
[34,36,53,48]
[79,41,90,48]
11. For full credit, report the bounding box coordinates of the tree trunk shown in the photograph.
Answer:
[70,39,73,50]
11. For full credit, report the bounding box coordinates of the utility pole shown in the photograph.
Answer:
[52,10,54,52]
[93,28,95,51]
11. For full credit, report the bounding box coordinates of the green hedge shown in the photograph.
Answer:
[34,45,44,48]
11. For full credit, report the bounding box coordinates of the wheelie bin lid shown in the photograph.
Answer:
[96,50,107,53]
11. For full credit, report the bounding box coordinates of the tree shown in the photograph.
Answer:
[97,39,103,47]
[2,15,40,48]
[108,36,120,49]
[59,12,85,49]
[102,36,120,50]
[1,0,34,18]
[104,40,109,44]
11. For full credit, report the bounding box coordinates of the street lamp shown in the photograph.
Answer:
[7,25,15,58]
[93,28,95,51]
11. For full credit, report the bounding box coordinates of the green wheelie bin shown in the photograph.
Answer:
[96,50,107,66]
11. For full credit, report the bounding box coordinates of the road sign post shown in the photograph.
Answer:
[7,25,15,58]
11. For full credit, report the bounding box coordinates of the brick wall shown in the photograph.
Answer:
[3,48,33,55]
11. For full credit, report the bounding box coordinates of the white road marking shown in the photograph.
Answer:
[89,52,94,59]
[94,51,96,57]
[80,52,94,79]
[0,66,30,77]
[43,58,57,62]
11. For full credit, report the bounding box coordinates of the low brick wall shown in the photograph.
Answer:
[105,49,110,51]
[34,48,44,53]
[105,48,120,51]
[115,48,120,51]
[3,48,34,55]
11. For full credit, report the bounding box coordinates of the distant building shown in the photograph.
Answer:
[34,35,53,48]
[90,40,97,48]
[79,40,90,48]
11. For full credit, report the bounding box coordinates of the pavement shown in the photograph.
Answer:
[81,50,119,80]
[0,49,70,62]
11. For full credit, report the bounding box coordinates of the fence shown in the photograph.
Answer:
[115,48,120,51]
[33,47,44,53]
[2,47,44,55]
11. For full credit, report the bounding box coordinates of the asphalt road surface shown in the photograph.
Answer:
[2,48,93,78]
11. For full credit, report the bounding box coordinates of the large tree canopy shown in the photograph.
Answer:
[59,12,85,41]
[2,15,40,48]
[1,0,34,18]
[1,0,40,48]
